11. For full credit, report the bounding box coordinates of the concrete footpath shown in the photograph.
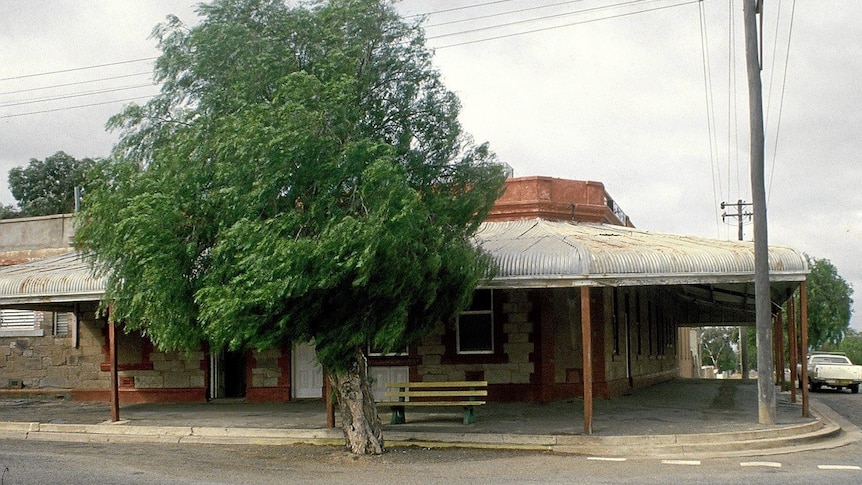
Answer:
[0,379,857,458]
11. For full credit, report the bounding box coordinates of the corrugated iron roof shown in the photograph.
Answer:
[0,219,809,307]
[0,251,105,305]
[475,219,808,287]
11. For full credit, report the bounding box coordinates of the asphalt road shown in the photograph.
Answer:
[0,390,861,484]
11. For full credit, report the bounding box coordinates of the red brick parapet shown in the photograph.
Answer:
[487,176,633,227]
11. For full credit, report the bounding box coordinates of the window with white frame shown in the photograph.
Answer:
[456,289,494,354]
[0,309,44,337]
[53,312,71,337]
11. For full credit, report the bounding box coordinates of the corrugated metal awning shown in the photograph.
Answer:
[475,219,808,287]
[0,219,809,317]
[0,251,105,305]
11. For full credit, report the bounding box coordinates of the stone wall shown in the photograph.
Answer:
[1,304,107,392]
[415,289,535,385]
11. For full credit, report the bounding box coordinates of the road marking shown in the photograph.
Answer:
[740,462,782,468]
[661,460,700,466]
[817,465,862,471]
[587,457,627,462]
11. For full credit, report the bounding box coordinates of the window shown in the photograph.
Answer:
[0,309,44,337]
[53,312,71,337]
[457,289,494,354]
[367,343,408,357]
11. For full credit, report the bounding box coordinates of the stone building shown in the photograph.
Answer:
[0,177,809,404]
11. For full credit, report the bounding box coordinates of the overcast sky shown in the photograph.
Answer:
[2,1,860,328]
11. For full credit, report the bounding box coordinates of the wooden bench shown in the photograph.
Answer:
[379,381,488,425]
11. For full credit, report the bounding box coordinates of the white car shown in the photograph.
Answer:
[800,352,862,393]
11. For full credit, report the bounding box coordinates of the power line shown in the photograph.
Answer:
[406,0,521,19]
[0,95,156,119]
[429,0,667,41]
[425,0,590,29]
[767,0,796,201]
[432,0,699,49]
[0,72,151,97]
[698,0,722,238]
[0,83,155,109]
[0,57,157,82]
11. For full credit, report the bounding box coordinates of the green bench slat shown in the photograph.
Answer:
[380,401,486,407]
[385,381,488,389]
[385,390,487,398]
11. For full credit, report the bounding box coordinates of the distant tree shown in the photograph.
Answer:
[7,151,96,217]
[835,329,862,365]
[0,204,18,219]
[75,0,506,455]
[806,257,854,349]
[701,326,739,373]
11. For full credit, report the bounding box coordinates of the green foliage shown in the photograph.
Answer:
[75,0,506,371]
[806,257,854,349]
[5,151,97,218]
[700,326,739,373]
[836,329,862,365]
[0,204,18,219]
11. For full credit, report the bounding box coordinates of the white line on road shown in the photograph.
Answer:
[661,460,701,466]
[740,462,782,468]
[817,465,862,471]
[587,457,627,462]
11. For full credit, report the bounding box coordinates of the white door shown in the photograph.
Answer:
[292,342,323,398]
[369,366,409,401]
[209,351,225,400]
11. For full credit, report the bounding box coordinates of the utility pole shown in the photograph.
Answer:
[721,200,753,380]
[743,0,775,424]
[721,200,753,242]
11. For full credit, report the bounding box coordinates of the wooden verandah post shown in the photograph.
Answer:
[581,286,593,435]
[787,295,798,403]
[774,311,785,388]
[108,304,120,422]
[800,282,810,417]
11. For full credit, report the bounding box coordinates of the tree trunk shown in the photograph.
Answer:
[330,349,385,454]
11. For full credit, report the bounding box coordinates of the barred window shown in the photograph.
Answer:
[53,312,71,337]
[0,309,44,337]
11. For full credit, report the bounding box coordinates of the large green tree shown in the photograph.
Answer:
[806,257,854,349]
[6,151,96,218]
[75,0,506,454]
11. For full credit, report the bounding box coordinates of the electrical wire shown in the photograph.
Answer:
[0,83,155,109]
[425,0,590,29]
[0,57,157,82]
[404,0,521,20]
[429,0,680,41]
[767,0,796,201]
[699,0,722,238]
[0,72,152,97]
[0,95,156,119]
[433,0,699,49]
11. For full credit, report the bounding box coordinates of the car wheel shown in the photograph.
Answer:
[851,384,859,394]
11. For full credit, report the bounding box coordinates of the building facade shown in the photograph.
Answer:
[0,177,808,403]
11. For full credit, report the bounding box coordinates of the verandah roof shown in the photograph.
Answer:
[474,218,809,325]
[0,218,808,321]
[0,251,104,308]
[475,218,808,287]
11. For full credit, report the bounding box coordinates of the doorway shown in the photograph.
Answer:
[292,342,323,399]
[209,350,247,399]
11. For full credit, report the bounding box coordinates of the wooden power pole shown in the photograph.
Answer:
[721,199,753,380]
[743,0,775,424]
